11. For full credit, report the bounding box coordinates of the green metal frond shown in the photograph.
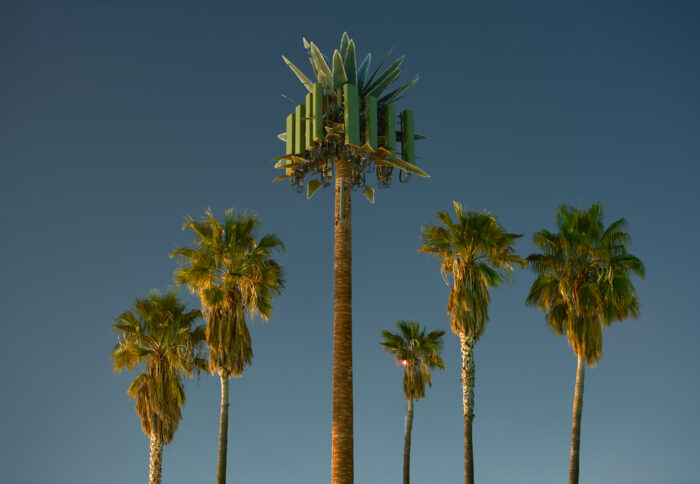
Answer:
[344,40,357,86]
[307,179,322,199]
[340,32,350,60]
[379,75,419,105]
[363,47,394,93]
[309,42,333,89]
[281,56,313,92]
[362,186,374,204]
[357,53,372,89]
[332,49,347,88]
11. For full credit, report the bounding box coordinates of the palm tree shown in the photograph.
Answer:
[419,202,523,484]
[170,208,285,484]
[526,203,644,484]
[111,289,206,484]
[275,33,430,484]
[380,320,445,484]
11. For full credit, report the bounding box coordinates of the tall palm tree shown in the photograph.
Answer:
[276,33,429,484]
[170,208,285,484]
[380,320,445,484]
[111,289,206,484]
[526,203,644,484]
[419,202,522,484]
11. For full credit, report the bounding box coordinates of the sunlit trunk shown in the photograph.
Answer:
[569,355,585,484]
[148,437,163,484]
[217,372,230,484]
[460,333,475,484]
[332,156,353,484]
[403,398,414,484]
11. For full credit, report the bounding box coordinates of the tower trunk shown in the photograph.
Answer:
[331,157,353,484]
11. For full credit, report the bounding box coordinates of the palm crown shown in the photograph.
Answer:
[526,203,645,364]
[381,320,445,401]
[276,32,429,201]
[283,33,419,115]
[419,202,524,339]
[111,289,206,443]
[170,208,285,377]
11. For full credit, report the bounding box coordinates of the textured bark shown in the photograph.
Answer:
[403,398,414,484]
[569,355,585,484]
[148,437,164,484]
[460,333,475,484]
[332,157,353,484]
[217,372,230,484]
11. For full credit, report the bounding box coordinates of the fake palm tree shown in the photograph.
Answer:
[419,202,522,484]
[275,32,429,484]
[170,209,285,484]
[526,203,644,484]
[111,289,206,484]
[380,320,445,484]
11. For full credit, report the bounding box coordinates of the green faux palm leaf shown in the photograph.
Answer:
[307,179,323,199]
[357,53,372,89]
[363,47,394,94]
[344,40,357,86]
[310,42,333,89]
[378,75,419,105]
[364,54,404,93]
[362,185,374,204]
[366,65,402,98]
[340,32,350,60]
[332,49,347,89]
[281,56,313,92]
[317,71,330,90]
[277,132,286,142]
[381,158,430,177]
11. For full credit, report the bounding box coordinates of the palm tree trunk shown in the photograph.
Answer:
[217,372,230,484]
[569,355,585,484]
[332,156,353,484]
[148,436,164,484]
[460,333,475,484]
[403,398,414,484]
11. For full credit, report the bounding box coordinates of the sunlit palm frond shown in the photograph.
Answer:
[420,203,523,340]
[170,209,285,377]
[527,203,644,365]
[111,289,205,443]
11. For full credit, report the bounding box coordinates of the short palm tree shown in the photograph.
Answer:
[380,320,445,484]
[420,202,523,484]
[526,203,644,484]
[170,208,285,484]
[111,289,206,484]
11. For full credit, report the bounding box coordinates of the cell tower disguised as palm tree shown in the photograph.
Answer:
[274,33,429,484]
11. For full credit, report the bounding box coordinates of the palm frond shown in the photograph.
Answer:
[380,320,445,401]
[526,203,644,365]
[111,290,205,443]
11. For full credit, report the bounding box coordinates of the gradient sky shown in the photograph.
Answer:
[1,1,698,483]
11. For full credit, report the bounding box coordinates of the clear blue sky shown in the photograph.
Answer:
[1,1,698,483]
